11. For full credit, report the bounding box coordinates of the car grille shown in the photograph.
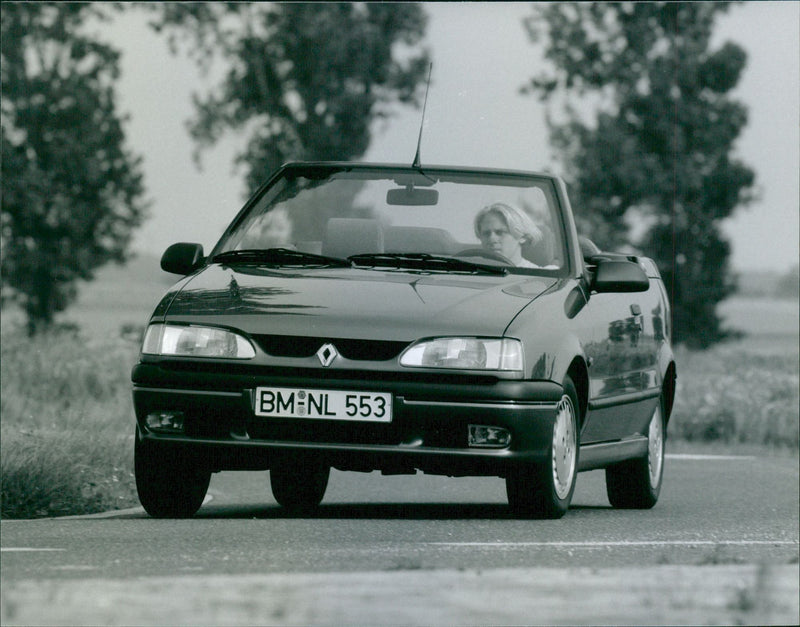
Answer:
[253,335,410,361]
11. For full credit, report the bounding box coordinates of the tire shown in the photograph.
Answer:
[605,395,665,509]
[270,454,330,512]
[134,427,211,518]
[506,376,580,519]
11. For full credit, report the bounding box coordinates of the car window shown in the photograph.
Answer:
[214,167,566,273]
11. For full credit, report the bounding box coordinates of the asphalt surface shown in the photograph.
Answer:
[1,451,798,625]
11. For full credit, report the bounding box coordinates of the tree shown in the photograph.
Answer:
[524,2,755,348]
[146,3,430,192]
[1,3,147,335]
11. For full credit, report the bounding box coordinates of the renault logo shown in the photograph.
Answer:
[316,343,338,367]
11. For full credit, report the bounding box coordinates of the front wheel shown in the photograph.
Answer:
[134,428,211,518]
[270,454,330,512]
[605,395,666,509]
[506,376,580,519]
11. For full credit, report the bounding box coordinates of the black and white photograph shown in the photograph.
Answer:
[1,2,798,625]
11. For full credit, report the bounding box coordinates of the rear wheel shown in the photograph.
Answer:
[134,428,211,518]
[270,454,330,512]
[606,395,665,509]
[506,376,579,519]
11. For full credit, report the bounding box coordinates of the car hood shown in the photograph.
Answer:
[159,264,556,341]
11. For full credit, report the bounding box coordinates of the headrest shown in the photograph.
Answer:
[384,226,458,254]
[322,218,384,258]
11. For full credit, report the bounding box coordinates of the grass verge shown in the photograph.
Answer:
[1,327,140,519]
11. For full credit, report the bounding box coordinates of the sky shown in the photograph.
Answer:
[103,2,799,272]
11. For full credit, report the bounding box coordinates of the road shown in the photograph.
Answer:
[2,451,798,625]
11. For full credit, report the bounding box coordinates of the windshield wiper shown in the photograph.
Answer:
[213,248,351,268]
[348,253,507,276]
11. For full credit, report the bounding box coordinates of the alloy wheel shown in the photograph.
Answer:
[648,404,664,488]
[552,394,577,500]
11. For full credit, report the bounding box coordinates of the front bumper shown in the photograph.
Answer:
[132,362,563,477]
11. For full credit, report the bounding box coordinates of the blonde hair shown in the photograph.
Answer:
[474,202,542,245]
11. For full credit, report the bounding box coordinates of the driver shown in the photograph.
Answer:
[474,202,543,267]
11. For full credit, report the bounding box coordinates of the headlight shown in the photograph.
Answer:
[142,324,256,359]
[399,337,523,372]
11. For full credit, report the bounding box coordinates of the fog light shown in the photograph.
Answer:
[145,411,185,433]
[468,424,511,448]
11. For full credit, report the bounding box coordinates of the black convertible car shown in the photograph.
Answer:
[132,162,676,519]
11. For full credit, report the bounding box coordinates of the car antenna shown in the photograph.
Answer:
[412,62,433,171]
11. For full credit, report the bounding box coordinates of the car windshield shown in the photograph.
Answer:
[211,165,567,274]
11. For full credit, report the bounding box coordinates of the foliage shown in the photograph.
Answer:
[145,2,430,191]
[1,2,147,335]
[524,2,756,348]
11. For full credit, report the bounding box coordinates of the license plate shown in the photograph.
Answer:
[254,387,393,422]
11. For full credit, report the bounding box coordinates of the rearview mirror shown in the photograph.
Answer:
[386,187,439,206]
[592,259,649,293]
[161,243,204,275]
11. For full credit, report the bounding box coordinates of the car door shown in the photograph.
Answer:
[579,270,661,444]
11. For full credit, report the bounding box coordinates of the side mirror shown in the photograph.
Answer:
[161,243,204,275]
[592,259,649,293]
